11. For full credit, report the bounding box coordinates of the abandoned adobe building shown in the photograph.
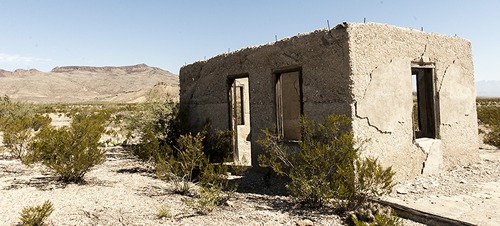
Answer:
[179,22,479,181]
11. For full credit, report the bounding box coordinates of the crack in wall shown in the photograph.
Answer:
[414,141,431,174]
[354,101,391,134]
[283,52,299,63]
[420,44,428,59]
[361,59,394,99]
[438,59,457,93]
[361,71,373,99]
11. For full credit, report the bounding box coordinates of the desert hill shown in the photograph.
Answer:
[0,64,179,103]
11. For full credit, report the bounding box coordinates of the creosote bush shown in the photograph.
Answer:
[126,98,234,214]
[350,202,402,226]
[200,120,233,163]
[477,105,500,148]
[156,132,206,194]
[124,98,187,162]
[26,112,109,182]
[2,115,51,161]
[0,95,52,161]
[19,200,54,226]
[258,114,396,224]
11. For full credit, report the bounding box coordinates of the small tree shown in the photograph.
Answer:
[27,112,108,182]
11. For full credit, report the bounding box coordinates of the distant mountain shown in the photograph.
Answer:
[0,64,179,103]
[476,80,500,97]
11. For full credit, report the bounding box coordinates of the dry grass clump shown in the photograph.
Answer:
[19,200,54,226]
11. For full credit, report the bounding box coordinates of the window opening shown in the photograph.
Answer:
[234,85,244,125]
[276,70,302,141]
[411,67,437,139]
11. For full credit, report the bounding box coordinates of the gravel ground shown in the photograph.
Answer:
[1,126,495,225]
[0,147,348,226]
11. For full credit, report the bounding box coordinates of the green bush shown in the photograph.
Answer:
[200,120,233,163]
[189,185,223,215]
[477,105,500,148]
[2,115,51,160]
[156,132,206,194]
[0,96,52,161]
[124,98,188,162]
[0,95,34,127]
[156,132,233,213]
[484,125,500,148]
[350,202,402,226]
[258,114,395,209]
[19,200,54,226]
[477,105,500,126]
[26,112,108,182]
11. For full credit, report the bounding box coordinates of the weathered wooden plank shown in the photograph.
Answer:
[372,199,477,226]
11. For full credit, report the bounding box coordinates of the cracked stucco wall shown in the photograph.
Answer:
[180,27,352,167]
[347,23,479,180]
[181,22,479,181]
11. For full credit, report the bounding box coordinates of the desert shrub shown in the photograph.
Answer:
[156,204,172,219]
[200,120,233,163]
[131,125,162,162]
[477,105,500,148]
[124,98,188,162]
[156,132,233,214]
[19,200,54,226]
[26,112,108,182]
[0,96,52,160]
[156,132,205,194]
[3,115,51,160]
[188,185,223,215]
[350,202,402,226]
[258,114,395,209]
[477,105,500,126]
[3,116,37,160]
[0,96,35,135]
[193,162,234,214]
[484,125,500,148]
[0,95,34,126]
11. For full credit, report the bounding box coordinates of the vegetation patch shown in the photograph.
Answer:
[26,112,109,182]
[477,98,500,148]
[19,200,54,226]
[258,114,397,224]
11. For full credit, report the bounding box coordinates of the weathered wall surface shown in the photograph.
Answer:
[181,22,479,181]
[347,23,479,180]
[180,27,352,166]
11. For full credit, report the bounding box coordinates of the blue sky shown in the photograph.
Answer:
[0,0,498,81]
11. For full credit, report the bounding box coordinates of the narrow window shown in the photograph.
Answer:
[411,67,437,139]
[235,85,244,125]
[276,70,302,141]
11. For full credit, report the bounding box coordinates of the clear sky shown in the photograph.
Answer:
[0,0,498,81]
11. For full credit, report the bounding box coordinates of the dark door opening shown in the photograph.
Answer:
[276,70,303,141]
[412,67,438,139]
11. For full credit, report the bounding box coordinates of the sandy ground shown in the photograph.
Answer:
[0,147,348,226]
[387,144,500,225]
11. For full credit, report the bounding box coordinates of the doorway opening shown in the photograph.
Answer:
[228,76,251,164]
[411,67,438,139]
[275,70,303,141]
